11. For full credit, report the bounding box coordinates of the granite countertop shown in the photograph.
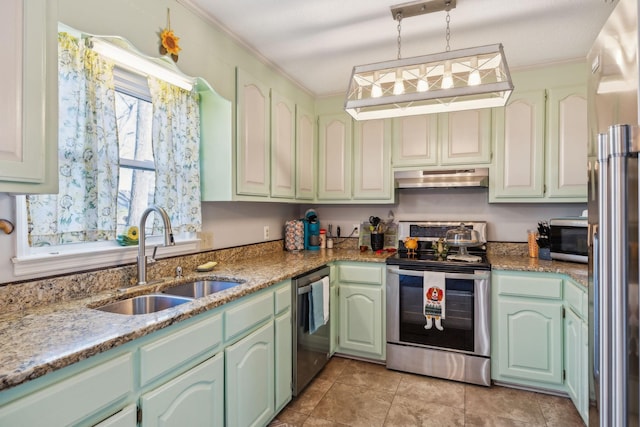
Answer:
[0,247,588,393]
[489,254,588,288]
[0,248,391,392]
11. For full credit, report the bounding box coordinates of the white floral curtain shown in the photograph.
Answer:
[148,77,202,234]
[27,32,119,246]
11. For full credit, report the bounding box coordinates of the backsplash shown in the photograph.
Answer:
[0,241,284,314]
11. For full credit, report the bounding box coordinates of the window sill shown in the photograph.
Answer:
[11,239,201,280]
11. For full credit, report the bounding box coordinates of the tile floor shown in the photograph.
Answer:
[269,356,585,427]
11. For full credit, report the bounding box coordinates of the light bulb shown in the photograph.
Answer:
[468,57,481,86]
[371,84,383,98]
[442,73,453,89]
[442,61,453,89]
[393,70,405,95]
[468,70,481,86]
[417,79,429,92]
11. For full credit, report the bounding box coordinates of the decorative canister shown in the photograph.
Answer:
[285,220,305,251]
[319,229,326,248]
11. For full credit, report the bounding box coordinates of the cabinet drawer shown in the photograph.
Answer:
[225,291,273,342]
[0,353,133,427]
[140,314,223,387]
[339,263,383,285]
[564,279,586,320]
[274,281,291,315]
[495,273,562,299]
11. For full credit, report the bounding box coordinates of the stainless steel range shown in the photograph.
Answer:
[386,221,491,386]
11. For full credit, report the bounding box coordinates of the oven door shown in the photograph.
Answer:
[386,266,490,357]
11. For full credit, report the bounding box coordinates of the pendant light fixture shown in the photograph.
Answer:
[344,0,513,120]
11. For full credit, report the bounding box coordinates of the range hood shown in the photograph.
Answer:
[394,168,489,189]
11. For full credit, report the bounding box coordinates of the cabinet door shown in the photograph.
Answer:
[0,0,58,193]
[330,282,339,356]
[353,119,392,200]
[496,299,563,385]
[271,91,295,199]
[392,115,438,167]
[492,90,546,199]
[579,320,589,424]
[439,109,492,165]
[338,283,383,358]
[546,86,588,199]
[226,322,275,427]
[274,310,292,411]
[236,68,270,196]
[141,353,224,427]
[318,114,352,200]
[296,106,315,200]
[564,307,582,415]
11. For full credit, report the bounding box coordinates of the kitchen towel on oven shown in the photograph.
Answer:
[309,277,329,334]
[423,272,446,331]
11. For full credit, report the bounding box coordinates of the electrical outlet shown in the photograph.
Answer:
[353,223,360,237]
[263,225,270,240]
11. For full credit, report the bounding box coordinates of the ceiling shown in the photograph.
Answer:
[181,0,617,97]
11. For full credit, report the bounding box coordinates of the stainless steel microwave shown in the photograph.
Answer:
[549,217,588,263]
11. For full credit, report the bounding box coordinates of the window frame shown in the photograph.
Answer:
[11,40,203,280]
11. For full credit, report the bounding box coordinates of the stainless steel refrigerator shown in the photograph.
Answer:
[588,0,640,424]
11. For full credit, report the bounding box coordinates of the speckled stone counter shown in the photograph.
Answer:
[0,247,391,392]
[489,254,588,288]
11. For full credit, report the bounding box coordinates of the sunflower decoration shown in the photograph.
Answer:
[116,226,140,246]
[159,8,181,62]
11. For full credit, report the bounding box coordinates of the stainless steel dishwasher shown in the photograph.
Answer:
[292,265,331,396]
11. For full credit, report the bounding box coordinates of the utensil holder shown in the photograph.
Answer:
[371,233,384,251]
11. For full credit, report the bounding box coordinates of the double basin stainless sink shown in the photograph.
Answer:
[94,279,243,315]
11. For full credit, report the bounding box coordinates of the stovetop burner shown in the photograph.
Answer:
[387,220,491,272]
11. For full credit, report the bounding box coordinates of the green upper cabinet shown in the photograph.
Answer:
[353,119,393,201]
[492,90,546,198]
[392,110,491,169]
[0,0,58,194]
[270,91,296,199]
[490,62,588,203]
[318,113,353,200]
[392,115,438,167]
[317,108,394,204]
[439,109,492,165]
[546,86,588,199]
[236,68,271,197]
[295,106,316,200]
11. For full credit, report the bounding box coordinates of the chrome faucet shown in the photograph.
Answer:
[137,206,175,285]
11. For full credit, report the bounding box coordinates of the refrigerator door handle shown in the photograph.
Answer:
[593,231,600,381]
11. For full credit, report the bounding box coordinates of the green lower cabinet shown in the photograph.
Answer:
[140,352,224,427]
[0,353,134,427]
[275,310,292,411]
[94,404,137,427]
[338,283,384,358]
[496,298,563,385]
[225,321,275,427]
[330,282,339,355]
[336,262,385,360]
[564,308,584,419]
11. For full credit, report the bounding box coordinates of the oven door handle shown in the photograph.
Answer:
[386,267,489,281]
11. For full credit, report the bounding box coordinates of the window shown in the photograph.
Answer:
[13,29,202,278]
[113,70,156,237]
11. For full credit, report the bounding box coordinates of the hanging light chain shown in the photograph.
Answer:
[396,12,403,60]
[445,11,451,52]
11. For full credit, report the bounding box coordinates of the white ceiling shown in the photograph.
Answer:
[181,0,617,96]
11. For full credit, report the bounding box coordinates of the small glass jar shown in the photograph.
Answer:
[319,229,326,248]
[326,238,333,249]
[527,229,539,258]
